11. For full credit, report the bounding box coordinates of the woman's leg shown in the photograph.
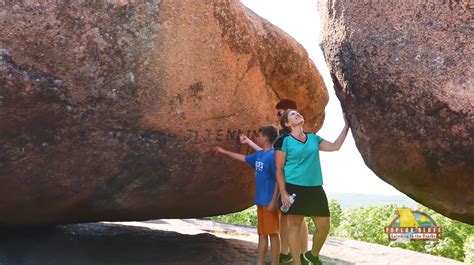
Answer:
[300,219,309,254]
[310,216,330,257]
[257,235,269,265]
[280,214,290,254]
[287,215,304,265]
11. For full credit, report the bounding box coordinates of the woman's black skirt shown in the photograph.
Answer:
[280,183,330,217]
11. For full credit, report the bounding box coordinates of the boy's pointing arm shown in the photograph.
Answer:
[240,134,263,151]
[212,146,246,162]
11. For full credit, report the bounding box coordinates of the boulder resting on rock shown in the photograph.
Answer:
[0,0,327,226]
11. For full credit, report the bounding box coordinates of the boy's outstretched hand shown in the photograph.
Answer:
[213,146,225,155]
[239,134,250,144]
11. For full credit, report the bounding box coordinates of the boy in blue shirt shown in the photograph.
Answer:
[213,125,280,265]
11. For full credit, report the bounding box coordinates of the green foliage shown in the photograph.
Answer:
[406,204,474,262]
[205,206,258,227]
[204,202,474,263]
[305,216,314,234]
[328,199,342,236]
[333,203,473,262]
[334,204,398,245]
[464,235,474,265]
[302,200,341,235]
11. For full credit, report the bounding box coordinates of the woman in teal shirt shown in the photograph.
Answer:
[274,109,349,265]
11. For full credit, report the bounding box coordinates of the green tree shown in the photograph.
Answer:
[333,203,473,262]
[334,204,398,245]
[328,199,342,235]
[205,205,258,227]
[305,199,342,235]
[464,235,474,264]
[405,204,474,262]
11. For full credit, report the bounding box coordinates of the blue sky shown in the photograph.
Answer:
[241,0,403,195]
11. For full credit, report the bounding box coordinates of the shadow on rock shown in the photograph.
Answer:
[0,222,257,265]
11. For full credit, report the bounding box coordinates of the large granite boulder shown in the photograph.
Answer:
[318,0,473,224]
[0,0,327,226]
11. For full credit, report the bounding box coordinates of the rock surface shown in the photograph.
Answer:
[318,0,473,223]
[0,1,327,226]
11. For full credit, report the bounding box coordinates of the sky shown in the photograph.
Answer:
[240,0,403,195]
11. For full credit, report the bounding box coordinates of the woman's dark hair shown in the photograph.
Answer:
[258,125,279,144]
[279,109,294,134]
[279,127,291,134]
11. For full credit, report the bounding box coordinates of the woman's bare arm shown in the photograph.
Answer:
[275,150,290,207]
[320,115,350,152]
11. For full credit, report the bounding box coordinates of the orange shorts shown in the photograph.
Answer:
[257,206,280,235]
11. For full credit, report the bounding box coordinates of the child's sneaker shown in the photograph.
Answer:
[302,251,322,265]
[279,253,293,264]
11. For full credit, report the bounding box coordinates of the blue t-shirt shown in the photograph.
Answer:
[245,149,277,206]
[274,132,325,186]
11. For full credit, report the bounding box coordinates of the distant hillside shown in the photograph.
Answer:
[327,192,418,209]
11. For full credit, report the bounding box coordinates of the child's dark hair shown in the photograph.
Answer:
[275,99,297,110]
[279,109,294,134]
[259,125,279,144]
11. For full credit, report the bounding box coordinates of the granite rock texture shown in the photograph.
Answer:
[0,0,327,226]
[318,0,473,224]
